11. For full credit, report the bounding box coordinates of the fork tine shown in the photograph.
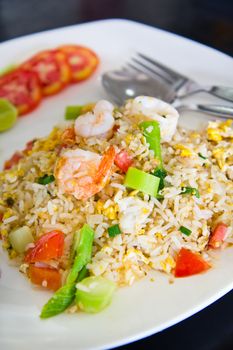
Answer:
[131,57,172,85]
[137,52,186,82]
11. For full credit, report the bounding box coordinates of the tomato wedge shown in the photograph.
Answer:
[22,50,71,96]
[28,265,61,291]
[209,223,228,249]
[0,69,42,115]
[57,45,99,82]
[4,151,23,170]
[24,230,65,263]
[174,248,210,277]
[115,150,133,173]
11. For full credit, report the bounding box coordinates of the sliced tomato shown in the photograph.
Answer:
[4,151,23,170]
[209,223,228,249]
[0,69,42,115]
[24,230,65,263]
[57,45,99,82]
[174,247,210,277]
[28,265,61,291]
[114,150,133,173]
[22,50,71,96]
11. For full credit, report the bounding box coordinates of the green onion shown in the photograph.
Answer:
[40,224,93,319]
[6,197,15,207]
[65,105,83,120]
[9,226,34,253]
[124,167,160,197]
[152,167,167,191]
[76,276,116,313]
[198,153,207,160]
[139,121,162,166]
[66,224,94,285]
[108,224,121,237]
[37,174,55,185]
[40,283,76,319]
[179,226,192,236]
[181,186,200,198]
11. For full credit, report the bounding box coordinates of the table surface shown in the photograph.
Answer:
[0,1,233,349]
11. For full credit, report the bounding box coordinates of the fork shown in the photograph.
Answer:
[130,53,233,103]
[102,62,233,118]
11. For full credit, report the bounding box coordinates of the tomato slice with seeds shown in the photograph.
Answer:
[174,247,210,277]
[57,45,99,82]
[0,69,42,116]
[22,50,71,96]
[24,230,65,263]
[28,265,61,291]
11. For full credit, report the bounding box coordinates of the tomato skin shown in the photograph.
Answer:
[28,265,61,291]
[4,151,23,170]
[22,50,71,96]
[0,69,42,116]
[174,248,210,277]
[209,223,228,249]
[57,45,99,82]
[24,230,65,263]
[114,150,133,173]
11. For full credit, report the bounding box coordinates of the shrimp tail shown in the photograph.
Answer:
[95,146,116,184]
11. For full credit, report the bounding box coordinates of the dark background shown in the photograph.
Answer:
[1,0,233,349]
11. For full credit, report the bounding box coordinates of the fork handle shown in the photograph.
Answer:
[178,104,233,118]
[206,86,233,103]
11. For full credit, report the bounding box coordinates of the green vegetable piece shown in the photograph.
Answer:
[6,197,14,207]
[124,167,160,197]
[9,226,34,253]
[181,186,200,198]
[0,99,18,132]
[179,226,192,236]
[198,153,207,160]
[40,266,88,319]
[140,121,162,166]
[37,174,55,185]
[0,64,17,77]
[108,224,121,237]
[65,105,83,120]
[152,167,167,191]
[66,224,94,285]
[40,283,76,319]
[76,276,116,313]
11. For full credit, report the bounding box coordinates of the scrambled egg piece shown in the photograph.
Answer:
[174,144,193,157]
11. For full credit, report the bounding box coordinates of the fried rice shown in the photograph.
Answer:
[1,99,233,291]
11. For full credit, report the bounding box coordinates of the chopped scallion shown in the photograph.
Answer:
[152,167,167,191]
[179,226,192,236]
[139,121,162,166]
[108,224,121,237]
[37,174,55,185]
[181,186,200,198]
[198,153,207,160]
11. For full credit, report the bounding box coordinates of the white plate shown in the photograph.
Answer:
[0,19,233,350]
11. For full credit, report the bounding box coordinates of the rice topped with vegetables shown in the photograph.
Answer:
[1,95,233,317]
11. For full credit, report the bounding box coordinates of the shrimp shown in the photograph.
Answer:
[55,146,116,200]
[74,100,115,138]
[128,96,179,142]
